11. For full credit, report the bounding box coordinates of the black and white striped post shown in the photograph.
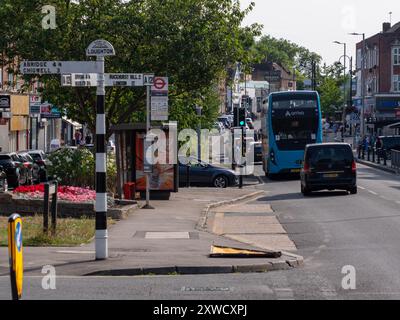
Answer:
[86,40,115,260]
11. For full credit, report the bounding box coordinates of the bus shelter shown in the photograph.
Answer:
[111,123,179,200]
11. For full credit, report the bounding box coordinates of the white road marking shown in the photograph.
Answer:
[275,288,295,300]
[358,186,366,190]
[368,190,378,195]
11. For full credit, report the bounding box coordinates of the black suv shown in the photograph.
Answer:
[0,152,30,188]
[27,150,49,182]
[300,143,357,196]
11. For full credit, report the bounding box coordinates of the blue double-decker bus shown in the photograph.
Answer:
[261,91,323,177]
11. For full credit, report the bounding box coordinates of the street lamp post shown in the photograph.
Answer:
[195,105,202,160]
[333,41,347,142]
[349,32,366,138]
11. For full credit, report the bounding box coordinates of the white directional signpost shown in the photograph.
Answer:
[86,39,115,261]
[19,40,163,260]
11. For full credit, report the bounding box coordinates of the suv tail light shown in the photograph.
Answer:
[303,161,310,174]
[352,160,357,172]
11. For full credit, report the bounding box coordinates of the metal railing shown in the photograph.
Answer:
[392,150,400,172]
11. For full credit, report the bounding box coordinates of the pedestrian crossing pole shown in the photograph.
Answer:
[86,40,115,260]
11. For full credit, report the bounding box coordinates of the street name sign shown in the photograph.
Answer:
[61,73,98,87]
[20,61,101,75]
[61,73,147,87]
[105,73,144,87]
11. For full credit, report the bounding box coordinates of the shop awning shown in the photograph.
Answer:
[387,122,400,129]
[62,116,82,129]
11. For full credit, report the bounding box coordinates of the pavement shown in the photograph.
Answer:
[356,157,398,174]
[0,180,302,278]
[4,163,400,299]
[206,199,297,252]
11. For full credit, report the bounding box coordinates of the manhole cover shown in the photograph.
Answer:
[134,231,199,239]
[145,232,190,239]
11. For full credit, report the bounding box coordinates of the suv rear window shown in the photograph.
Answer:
[306,145,353,166]
[0,155,11,161]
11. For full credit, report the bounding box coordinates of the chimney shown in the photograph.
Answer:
[383,22,391,32]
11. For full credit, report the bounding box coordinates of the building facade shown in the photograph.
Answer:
[0,60,78,152]
[355,21,400,135]
[251,61,296,93]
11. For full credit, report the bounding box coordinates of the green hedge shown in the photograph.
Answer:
[47,148,117,194]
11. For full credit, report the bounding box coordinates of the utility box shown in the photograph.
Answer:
[123,182,136,200]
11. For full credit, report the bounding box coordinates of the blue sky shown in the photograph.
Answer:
[240,0,399,66]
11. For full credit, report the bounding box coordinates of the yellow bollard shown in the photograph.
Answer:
[8,213,23,300]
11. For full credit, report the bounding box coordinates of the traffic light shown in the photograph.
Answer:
[239,108,246,127]
[234,107,246,127]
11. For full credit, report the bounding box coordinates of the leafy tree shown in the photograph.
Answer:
[251,35,322,74]
[4,0,261,138]
[318,77,343,116]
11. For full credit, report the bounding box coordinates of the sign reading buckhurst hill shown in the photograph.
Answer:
[105,73,144,87]
[86,39,115,57]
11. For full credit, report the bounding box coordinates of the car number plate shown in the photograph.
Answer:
[291,169,301,173]
[323,173,339,178]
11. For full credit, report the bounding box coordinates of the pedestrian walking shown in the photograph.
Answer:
[85,135,92,145]
[75,130,82,146]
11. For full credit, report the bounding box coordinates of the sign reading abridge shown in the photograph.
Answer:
[20,61,101,75]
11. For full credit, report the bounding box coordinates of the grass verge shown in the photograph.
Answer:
[0,215,115,246]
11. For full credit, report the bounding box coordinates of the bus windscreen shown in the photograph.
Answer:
[272,94,318,110]
[270,94,320,151]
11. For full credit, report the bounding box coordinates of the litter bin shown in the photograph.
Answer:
[123,182,136,200]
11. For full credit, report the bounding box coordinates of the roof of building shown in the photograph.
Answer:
[387,21,400,33]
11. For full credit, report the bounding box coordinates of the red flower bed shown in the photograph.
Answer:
[13,184,96,203]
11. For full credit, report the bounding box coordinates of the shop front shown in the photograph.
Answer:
[374,95,400,134]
